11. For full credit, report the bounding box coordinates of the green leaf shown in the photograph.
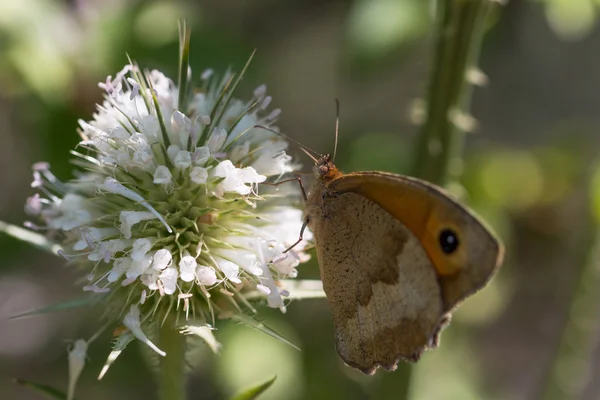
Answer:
[221,100,260,152]
[13,378,71,400]
[10,295,103,320]
[230,375,277,400]
[231,314,299,351]
[0,221,61,255]
[211,49,256,129]
[177,19,192,114]
[199,49,256,145]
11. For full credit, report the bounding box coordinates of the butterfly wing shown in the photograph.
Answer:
[308,190,445,374]
[328,172,504,311]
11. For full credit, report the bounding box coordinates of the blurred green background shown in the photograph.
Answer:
[2,0,600,399]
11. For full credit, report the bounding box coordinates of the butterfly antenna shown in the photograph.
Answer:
[300,147,319,163]
[254,124,321,158]
[333,98,340,162]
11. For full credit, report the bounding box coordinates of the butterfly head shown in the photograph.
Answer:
[314,153,342,183]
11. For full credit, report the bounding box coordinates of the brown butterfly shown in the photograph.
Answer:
[261,106,503,375]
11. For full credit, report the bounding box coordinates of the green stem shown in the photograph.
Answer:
[158,319,187,400]
[384,1,497,399]
[411,0,494,186]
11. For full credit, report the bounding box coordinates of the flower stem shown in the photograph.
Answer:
[411,0,495,185]
[158,319,187,400]
[386,1,497,399]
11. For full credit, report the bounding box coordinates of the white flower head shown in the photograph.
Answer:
[24,44,313,360]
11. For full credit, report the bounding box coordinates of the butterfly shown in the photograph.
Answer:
[260,106,503,375]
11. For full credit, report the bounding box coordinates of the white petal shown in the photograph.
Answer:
[240,167,266,184]
[201,69,213,80]
[119,211,156,239]
[83,285,110,293]
[114,149,132,166]
[108,258,130,282]
[266,108,281,120]
[99,177,172,234]
[74,228,102,251]
[192,146,210,165]
[131,238,152,261]
[254,84,267,98]
[167,145,181,163]
[196,266,217,286]
[126,77,140,99]
[208,127,227,153]
[174,150,192,169]
[214,160,252,195]
[259,261,284,310]
[132,149,152,167]
[152,249,172,270]
[99,178,145,202]
[180,325,221,353]
[87,243,108,262]
[109,126,129,140]
[179,256,197,282]
[123,305,166,356]
[213,159,236,177]
[172,111,192,147]
[68,339,88,400]
[250,141,293,177]
[160,267,179,295]
[261,96,272,110]
[140,115,160,142]
[98,332,134,381]
[218,248,262,275]
[172,110,188,128]
[215,258,241,284]
[190,167,208,184]
[153,165,172,184]
[141,270,160,290]
[48,194,92,231]
[105,239,129,253]
[126,255,152,279]
[199,115,211,125]
[25,193,42,215]
[256,284,271,295]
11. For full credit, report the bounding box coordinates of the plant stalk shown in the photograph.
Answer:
[384,1,497,399]
[411,0,495,185]
[158,319,187,400]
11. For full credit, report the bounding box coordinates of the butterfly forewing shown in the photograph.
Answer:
[328,172,503,310]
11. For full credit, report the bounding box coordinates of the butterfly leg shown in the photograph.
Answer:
[261,176,308,203]
[262,177,310,257]
[283,216,310,254]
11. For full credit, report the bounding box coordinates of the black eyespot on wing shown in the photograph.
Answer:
[439,229,459,254]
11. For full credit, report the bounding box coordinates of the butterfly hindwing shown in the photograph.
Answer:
[308,190,445,374]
